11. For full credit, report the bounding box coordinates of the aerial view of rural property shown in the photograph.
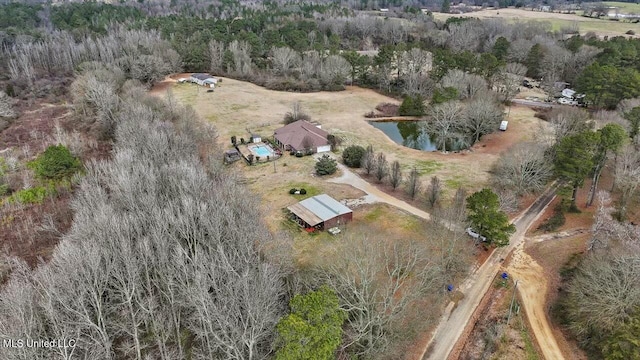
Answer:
[1,0,640,359]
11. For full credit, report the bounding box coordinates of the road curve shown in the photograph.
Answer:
[420,185,557,360]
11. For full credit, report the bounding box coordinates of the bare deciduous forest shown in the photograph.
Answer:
[1,0,640,358]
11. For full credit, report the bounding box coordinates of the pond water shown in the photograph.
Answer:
[368,120,437,151]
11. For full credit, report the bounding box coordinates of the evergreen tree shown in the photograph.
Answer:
[466,188,516,247]
[525,43,543,79]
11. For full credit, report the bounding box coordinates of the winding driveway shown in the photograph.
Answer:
[327,163,431,221]
[328,162,562,360]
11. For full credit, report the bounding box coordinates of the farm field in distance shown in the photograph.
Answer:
[433,8,640,38]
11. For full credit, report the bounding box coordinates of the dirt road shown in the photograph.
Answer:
[507,243,565,360]
[420,185,557,360]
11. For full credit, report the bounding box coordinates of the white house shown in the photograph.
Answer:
[190,73,218,88]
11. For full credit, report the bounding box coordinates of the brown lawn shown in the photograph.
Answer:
[433,8,640,39]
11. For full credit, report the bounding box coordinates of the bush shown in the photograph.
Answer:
[29,145,81,180]
[315,154,337,176]
[398,95,425,116]
[537,203,566,232]
[12,186,48,204]
[300,188,307,195]
[289,188,297,194]
[342,145,366,168]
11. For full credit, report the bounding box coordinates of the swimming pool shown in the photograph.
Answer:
[253,145,272,157]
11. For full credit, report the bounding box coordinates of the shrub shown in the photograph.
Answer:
[626,30,635,35]
[289,188,297,194]
[13,186,48,204]
[537,203,566,232]
[29,145,81,180]
[283,102,311,125]
[315,154,337,176]
[300,188,307,195]
[295,152,303,158]
[342,145,366,168]
[398,95,426,116]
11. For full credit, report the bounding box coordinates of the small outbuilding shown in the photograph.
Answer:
[287,194,353,230]
[224,149,242,163]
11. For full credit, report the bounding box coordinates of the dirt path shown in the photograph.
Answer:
[420,185,557,360]
[327,161,431,221]
[507,242,565,360]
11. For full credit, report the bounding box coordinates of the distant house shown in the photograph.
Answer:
[274,120,331,154]
[190,73,218,87]
[287,194,353,230]
[379,8,389,13]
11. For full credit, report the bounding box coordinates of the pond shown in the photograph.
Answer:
[368,120,469,152]
[368,120,437,151]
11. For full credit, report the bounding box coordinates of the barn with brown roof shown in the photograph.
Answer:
[273,120,331,154]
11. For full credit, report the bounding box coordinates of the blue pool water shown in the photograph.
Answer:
[254,145,271,157]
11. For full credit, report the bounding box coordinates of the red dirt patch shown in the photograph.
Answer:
[526,234,589,360]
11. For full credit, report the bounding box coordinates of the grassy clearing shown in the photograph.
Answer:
[433,8,640,38]
[602,1,640,13]
[407,159,443,175]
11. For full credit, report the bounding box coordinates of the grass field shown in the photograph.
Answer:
[433,8,640,38]
[601,1,640,13]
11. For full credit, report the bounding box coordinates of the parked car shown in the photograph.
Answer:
[466,227,487,242]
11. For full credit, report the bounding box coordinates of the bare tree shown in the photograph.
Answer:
[441,69,488,100]
[362,145,375,176]
[314,235,439,357]
[426,176,441,208]
[447,21,482,53]
[464,94,504,144]
[271,46,301,76]
[491,142,553,195]
[426,100,466,152]
[549,107,592,144]
[405,166,421,200]
[493,63,526,102]
[282,101,310,125]
[209,40,225,73]
[301,50,322,80]
[389,160,402,190]
[0,91,16,118]
[614,145,640,219]
[374,152,389,183]
[228,40,253,76]
[320,55,350,86]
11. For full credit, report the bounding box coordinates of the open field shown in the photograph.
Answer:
[601,1,640,14]
[157,75,549,201]
[433,8,640,38]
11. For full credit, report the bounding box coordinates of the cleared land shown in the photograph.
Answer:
[158,75,548,199]
[601,1,640,14]
[433,8,640,38]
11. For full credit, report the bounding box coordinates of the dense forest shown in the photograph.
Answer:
[1,1,640,359]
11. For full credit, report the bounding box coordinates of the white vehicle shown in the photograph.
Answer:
[499,120,508,131]
[466,227,487,242]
